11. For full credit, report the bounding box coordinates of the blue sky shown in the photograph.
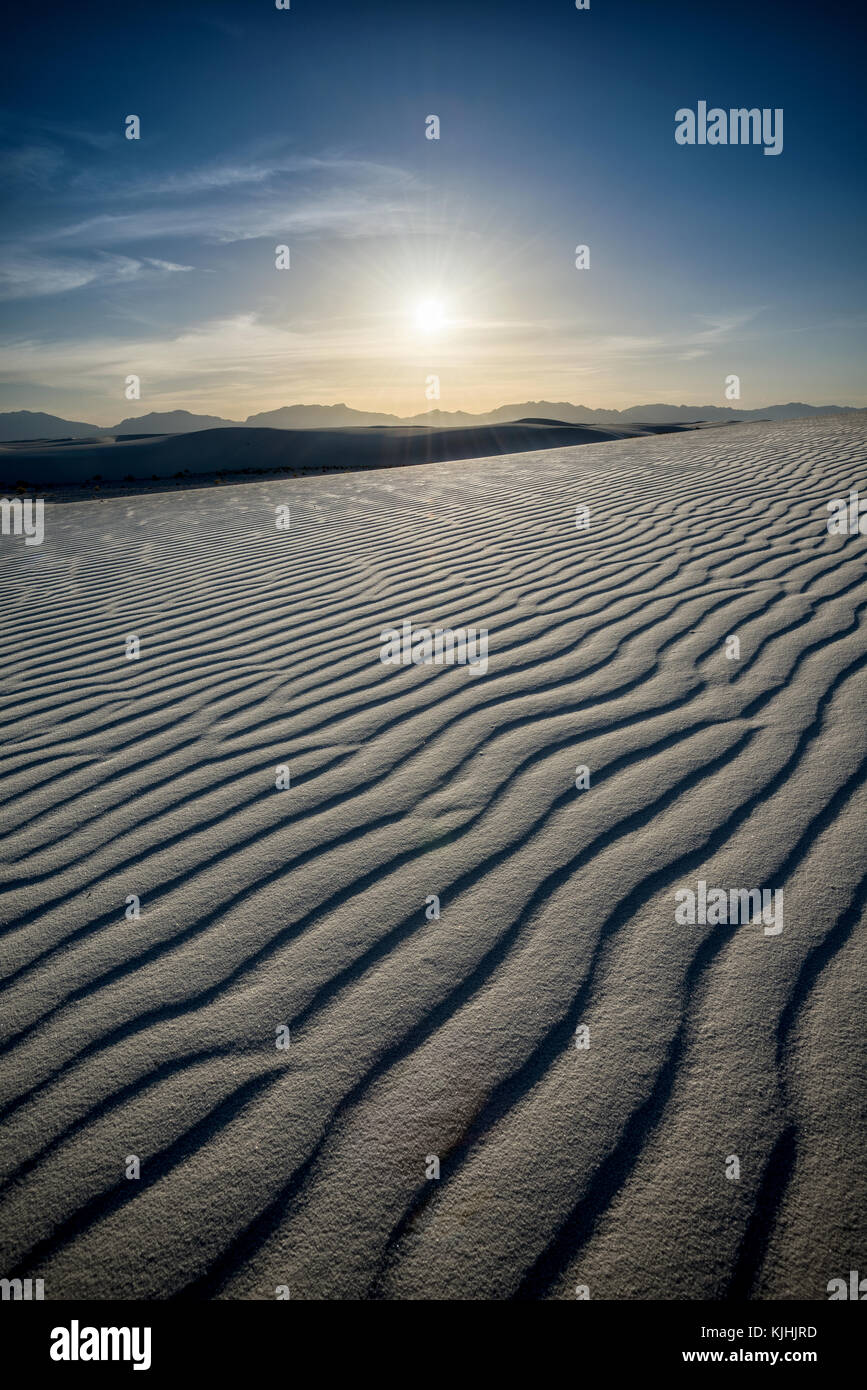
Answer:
[1,0,865,422]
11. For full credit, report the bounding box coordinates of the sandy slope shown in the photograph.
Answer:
[0,418,708,488]
[0,413,864,1300]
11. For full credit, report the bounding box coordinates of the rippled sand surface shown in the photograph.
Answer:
[1,414,865,1299]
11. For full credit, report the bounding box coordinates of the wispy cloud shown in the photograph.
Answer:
[0,252,194,301]
[0,143,66,186]
[0,141,425,311]
[47,192,424,246]
[0,111,117,151]
[42,157,425,247]
[139,155,413,197]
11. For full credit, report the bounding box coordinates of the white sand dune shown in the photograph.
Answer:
[0,418,708,488]
[0,413,865,1300]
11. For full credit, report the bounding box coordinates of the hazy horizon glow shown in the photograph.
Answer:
[2,0,866,422]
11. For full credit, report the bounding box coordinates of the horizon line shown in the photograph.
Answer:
[3,397,866,432]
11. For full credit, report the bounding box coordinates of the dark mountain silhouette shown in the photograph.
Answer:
[0,400,860,442]
[0,410,106,441]
[110,409,237,436]
[244,403,399,429]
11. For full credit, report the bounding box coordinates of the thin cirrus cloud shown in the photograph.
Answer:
[47,192,425,247]
[35,151,426,247]
[0,253,194,301]
[139,154,416,196]
[0,149,427,317]
[0,143,67,185]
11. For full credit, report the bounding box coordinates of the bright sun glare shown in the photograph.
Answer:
[414,297,446,333]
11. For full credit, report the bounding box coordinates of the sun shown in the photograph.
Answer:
[414,297,446,333]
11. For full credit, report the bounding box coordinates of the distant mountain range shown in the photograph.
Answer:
[0,401,862,442]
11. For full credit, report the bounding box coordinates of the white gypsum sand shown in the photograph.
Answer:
[0,413,864,1299]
